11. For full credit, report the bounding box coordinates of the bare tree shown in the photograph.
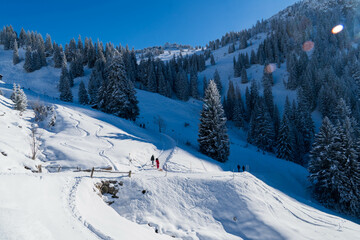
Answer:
[30,127,41,160]
[154,115,166,133]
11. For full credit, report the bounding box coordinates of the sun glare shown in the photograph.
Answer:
[332,24,344,34]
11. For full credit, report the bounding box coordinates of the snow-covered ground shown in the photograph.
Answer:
[0,39,360,239]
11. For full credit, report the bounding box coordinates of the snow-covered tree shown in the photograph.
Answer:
[241,67,248,83]
[213,69,222,94]
[210,54,215,65]
[45,34,53,55]
[276,114,293,161]
[198,80,230,162]
[190,68,199,99]
[23,47,33,72]
[12,84,27,112]
[309,117,343,210]
[13,39,20,65]
[99,55,139,121]
[78,81,89,105]
[59,74,73,102]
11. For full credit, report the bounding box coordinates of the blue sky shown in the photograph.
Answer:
[1,0,299,49]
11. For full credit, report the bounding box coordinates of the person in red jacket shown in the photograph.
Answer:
[156,158,160,169]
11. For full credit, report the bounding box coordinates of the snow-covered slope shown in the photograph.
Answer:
[106,172,360,240]
[0,17,360,239]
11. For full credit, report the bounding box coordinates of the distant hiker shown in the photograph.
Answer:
[151,155,155,166]
[140,123,143,128]
[156,158,160,169]
[237,164,240,172]
[242,165,245,172]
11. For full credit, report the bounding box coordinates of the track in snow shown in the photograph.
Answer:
[95,123,118,171]
[66,176,112,240]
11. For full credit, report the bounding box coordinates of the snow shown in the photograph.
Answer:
[107,171,360,240]
[0,34,359,239]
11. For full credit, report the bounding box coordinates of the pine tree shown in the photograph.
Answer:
[88,70,102,104]
[12,84,27,112]
[146,61,157,92]
[336,118,360,216]
[210,54,215,65]
[13,39,20,65]
[276,114,293,161]
[202,76,207,98]
[23,47,33,72]
[78,81,89,105]
[59,65,70,92]
[248,98,275,152]
[45,34,53,55]
[213,69,222,94]
[100,55,139,121]
[225,80,235,120]
[198,80,230,162]
[190,69,199,99]
[59,75,73,102]
[241,67,248,83]
[309,117,342,208]
[233,86,245,128]
[175,69,189,101]
[233,56,241,77]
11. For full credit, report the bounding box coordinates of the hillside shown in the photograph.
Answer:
[1,0,360,239]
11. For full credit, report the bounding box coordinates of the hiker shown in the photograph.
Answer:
[237,164,240,172]
[156,158,160,169]
[151,155,155,166]
[242,165,245,172]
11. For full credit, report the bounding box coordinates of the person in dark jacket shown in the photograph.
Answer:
[151,155,155,166]
[237,164,240,172]
[156,158,160,169]
[242,165,245,172]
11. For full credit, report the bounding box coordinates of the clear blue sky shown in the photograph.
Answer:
[1,0,299,49]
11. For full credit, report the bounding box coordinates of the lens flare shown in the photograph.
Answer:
[265,64,276,74]
[332,25,344,34]
[302,41,314,52]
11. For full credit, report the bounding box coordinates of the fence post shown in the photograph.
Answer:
[90,167,95,178]
[128,170,132,178]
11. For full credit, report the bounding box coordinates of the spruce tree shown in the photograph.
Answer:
[59,65,70,92]
[12,84,27,112]
[59,75,73,102]
[24,47,33,72]
[175,69,189,101]
[101,55,139,121]
[241,67,248,83]
[213,69,222,94]
[309,117,342,208]
[210,54,215,65]
[78,81,89,105]
[88,70,102,104]
[198,80,230,162]
[45,34,53,55]
[276,114,293,161]
[190,69,199,99]
[202,76,207,98]
[225,80,235,120]
[13,39,20,65]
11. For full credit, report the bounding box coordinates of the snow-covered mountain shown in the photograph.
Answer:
[0,0,360,239]
[275,0,360,19]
